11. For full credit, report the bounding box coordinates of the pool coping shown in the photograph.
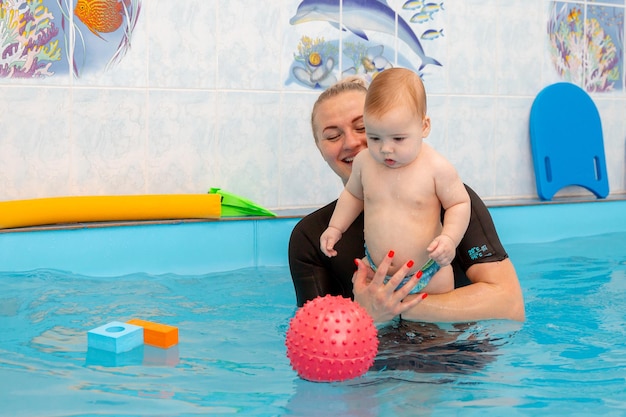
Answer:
[0,197,624,276]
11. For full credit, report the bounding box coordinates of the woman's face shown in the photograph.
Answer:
[313,91,368,184]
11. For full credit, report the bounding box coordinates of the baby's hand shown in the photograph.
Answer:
[320,226,343,257]
[426,234,456,266]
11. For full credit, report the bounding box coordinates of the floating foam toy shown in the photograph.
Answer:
[127,319,179,349]
[87,321,144,354]
[0,194,221,229]
[88,319,178,355]
[209,188,276,217]
[285,295,379,382]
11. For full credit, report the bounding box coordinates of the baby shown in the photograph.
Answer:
[320,68,471,294]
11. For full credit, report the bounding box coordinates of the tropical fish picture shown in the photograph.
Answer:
[287,0,446,89]
[0,0,141,79]
[74,0,127,39]
[61,0,142,77]
[547,1,624,92]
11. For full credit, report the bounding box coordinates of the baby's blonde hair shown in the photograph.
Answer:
[364,68,427,120]
[311,76,369,143]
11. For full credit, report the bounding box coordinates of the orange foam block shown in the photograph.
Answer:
[127,319,178,349]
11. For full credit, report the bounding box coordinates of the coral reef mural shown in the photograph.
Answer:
[287,0,445,89]
[548,1,624,92]
[0,0,141,79]
[0,0,62,77]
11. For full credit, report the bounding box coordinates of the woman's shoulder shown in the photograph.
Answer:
[292,201,337,235]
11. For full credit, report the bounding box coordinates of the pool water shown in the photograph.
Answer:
[1,232,626,416]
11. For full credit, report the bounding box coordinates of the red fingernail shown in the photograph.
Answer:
[354,258,359,267]
[406,260,414,268]
[388,250,395,258]
[421,293,428,300]
[416,270,423,279]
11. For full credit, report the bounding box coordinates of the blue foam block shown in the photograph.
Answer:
[87,321,144,353]
[86,346,144,367]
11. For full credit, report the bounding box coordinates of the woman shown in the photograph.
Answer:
[288,76,525,323]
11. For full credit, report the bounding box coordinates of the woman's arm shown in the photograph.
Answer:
[352,255,524,323]
[289,202,367,306]
[353,184,526,323]
[399,259,525,322]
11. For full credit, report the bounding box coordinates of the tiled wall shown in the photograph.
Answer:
[1,0,625,210]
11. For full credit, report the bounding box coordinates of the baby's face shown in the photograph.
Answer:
[364,106,431,169]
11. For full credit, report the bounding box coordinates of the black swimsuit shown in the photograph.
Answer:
[288,184,509,307]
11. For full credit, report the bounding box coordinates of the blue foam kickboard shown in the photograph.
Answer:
[87,321,144,353]
[529,82,609,200]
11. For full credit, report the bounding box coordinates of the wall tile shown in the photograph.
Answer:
[446,95,497,198]
[147,0,217,89]
[217,0,287,90]
[278,91,344,208]
[71,88,148,194]
[213,91,282,209]
[1,0,625,206]
[0,87,72,199]
[596,97,626,193]
[446,0,498,95]
[496,0,546,96]
[146,90,218,193]
[494,97,537,199]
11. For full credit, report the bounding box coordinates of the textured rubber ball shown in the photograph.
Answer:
[285,295,379,382]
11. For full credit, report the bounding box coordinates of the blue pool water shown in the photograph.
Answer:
[1,228,626,416]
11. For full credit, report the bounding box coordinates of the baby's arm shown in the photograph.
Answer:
[320,152,366,257]
[428,164,471,266]
[320,188,364,257]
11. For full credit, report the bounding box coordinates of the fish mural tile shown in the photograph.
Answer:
[0,0,143,81]
[283,16,342,90]
[286,0,446,89]
[0,0,67,82]
[547,1,624,92]
[395,0,447,93]
[70,0,143,82]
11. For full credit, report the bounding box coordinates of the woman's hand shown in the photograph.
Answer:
[352,251,428,323]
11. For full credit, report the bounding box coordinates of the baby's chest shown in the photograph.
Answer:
[361,169,434,205]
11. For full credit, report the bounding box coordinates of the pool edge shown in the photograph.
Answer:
[0,200,624,276]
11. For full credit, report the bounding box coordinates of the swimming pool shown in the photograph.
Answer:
[1,199,625,416]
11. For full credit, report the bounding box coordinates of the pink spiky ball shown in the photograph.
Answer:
[285,295,379,382]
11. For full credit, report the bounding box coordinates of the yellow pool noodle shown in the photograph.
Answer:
[0,194,221,229]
